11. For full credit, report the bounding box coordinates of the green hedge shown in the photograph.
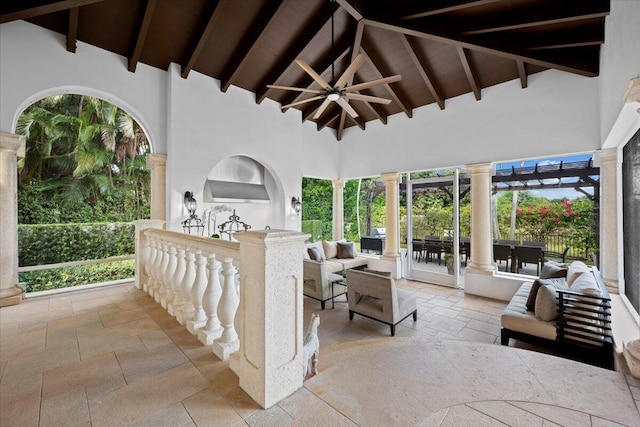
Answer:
[302,220,324,242]
[19,260,135,293]
[19,222,135,267]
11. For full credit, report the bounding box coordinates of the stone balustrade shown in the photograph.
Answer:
[135,223,242,362]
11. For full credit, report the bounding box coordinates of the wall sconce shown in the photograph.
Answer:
[182,191,204,235]
[291,196,302,215]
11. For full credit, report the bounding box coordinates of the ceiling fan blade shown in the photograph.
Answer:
[345,75,402,92]
[267,85,323,94]
[281,95,325,109]
[336,97,359,118]
[335,54,366,89]
[345,93,392,105]
[312,98,332,120]
[295,59,331,90]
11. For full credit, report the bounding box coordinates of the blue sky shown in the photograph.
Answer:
[494,154,595,200]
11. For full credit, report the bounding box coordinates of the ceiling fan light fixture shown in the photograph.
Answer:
[327,91,340,101]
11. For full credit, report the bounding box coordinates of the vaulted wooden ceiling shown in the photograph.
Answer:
[1,0,610,140]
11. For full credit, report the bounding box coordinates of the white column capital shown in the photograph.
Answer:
[466,162,494,175]
[146,152,167,168]
[0,132,25,157]
[381,172,400,183]
[332,178,343,189]
[593,148,618,165]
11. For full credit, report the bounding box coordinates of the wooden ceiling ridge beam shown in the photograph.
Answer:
[517,60,527,88]
[128,0,157,73]
[400,0,502,20]
[398,33,445,110]
[181,0,224,79]
[66,7,78,53]
[358,93,387,124]
[456,47,481,101]
[220,0,285,92]
[461,1,611,35]
[361,47,412,118]
[281,44,351,113]
[337,19,365,141]
[0,0,103,24]
[361,18,601,77]
[256,0,340,103]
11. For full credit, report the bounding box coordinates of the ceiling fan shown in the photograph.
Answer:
[268,54,401,120]
[267,3,401,120]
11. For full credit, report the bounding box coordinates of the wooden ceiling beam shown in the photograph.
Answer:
[281,44,351,113]
[0,0,103,24]
[220,0,284,92]
[336,110,347,141]
[358,94,387,124]
[398,33,445,110]
[66,7,78,53]
[461,1,610,35]
[400,0,501,20]
[522,26,605,51]
[362,18,602,77]
[348,114,365,130]
[335,0,364,21]
[517,61,527,89]
[457,47,481,100]
[361,48,412,117]
[181,0,224,79]
[336,19,366,139]
[317,110,340,131]
[128,0,157,73]
[256,1,340,103]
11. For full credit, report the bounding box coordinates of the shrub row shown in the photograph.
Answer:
[19,222,135,267]
[19,260,135,293]
[302,220,324,242]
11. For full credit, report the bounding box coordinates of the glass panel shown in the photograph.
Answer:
[623,129,640,313]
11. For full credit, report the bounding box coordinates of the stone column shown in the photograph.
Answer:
[133,219,165,290]
[147,153,167,221]
[381,172,400,259]
[233,229,310,409]
[594,149,619,292]
[332,179,344,241]
[0,133,25,307]
[466,163,495,275]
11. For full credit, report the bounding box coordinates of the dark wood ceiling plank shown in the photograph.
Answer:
[348,114,365,130]
[361,48,412,118]
[66,7,78,53]
[362,18,601,77]
[220,0,285,92]
[181,0,224,79]
[457,47,481,100]
[398,33,444,110]
[517,60,527,88]
[281,44,351,113]
[317,110,340,131]
[401,0,501,20]
[0,0,103,24]
[255,1,340,103]
[523,25,605,50]
[461,1,610,35]
[128,0,157,73]
[335,0,364,21]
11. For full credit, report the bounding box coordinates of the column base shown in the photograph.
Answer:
[177,309,195,325]
[0,286,23,307]
[212,339,239,361]
[623,340,640,379]
[465,262,496,275]
[186,318,206,335]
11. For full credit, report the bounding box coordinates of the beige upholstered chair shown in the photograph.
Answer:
[303,260,345,310]
[346,269,417,336]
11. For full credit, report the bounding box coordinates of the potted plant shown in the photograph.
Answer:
[444,253,456,275]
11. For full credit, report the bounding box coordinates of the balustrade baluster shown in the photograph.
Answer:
[187,250,208,335]
[154,241,169,303]
[146,238,158,296]
[177,249,196,325]
[212,257,239,360]
[168,245,186,316]
[198,254,223,345]
[161,243,177,309]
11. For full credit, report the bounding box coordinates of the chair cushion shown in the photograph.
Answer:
[526,277,567,311]
[540,262,568,279]
[501,282,557,340]
[337,241,356,259]
[535,281,569,321]
[308,247,324,262]
[364,268,391,277]
[323,240,339,259]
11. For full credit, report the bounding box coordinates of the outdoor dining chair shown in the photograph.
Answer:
[493,243,512,272]
[513,245,544,275]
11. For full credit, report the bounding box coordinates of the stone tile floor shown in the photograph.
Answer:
[1,279,639,426]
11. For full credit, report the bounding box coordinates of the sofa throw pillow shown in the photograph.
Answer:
[364,268,391,277]
[526,277,567,311]
[569,272,601,295]
[337,241,356,259]
[566,260,590,286]
[540,262,568,279]
[535,281,569,321]
[322,240,339,259]
[307,247,324,262]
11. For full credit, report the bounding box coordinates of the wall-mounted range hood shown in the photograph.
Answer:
[203,156,270,203]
